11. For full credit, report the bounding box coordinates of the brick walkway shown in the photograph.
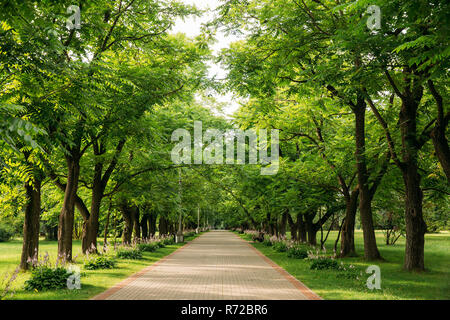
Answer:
[93,230,321,300]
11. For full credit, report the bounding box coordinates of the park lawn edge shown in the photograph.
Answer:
[234,231,450,300]
[2,232,206,300]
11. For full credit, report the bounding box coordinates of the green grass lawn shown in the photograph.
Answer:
[0,233,202,300]
[237,230,450,300]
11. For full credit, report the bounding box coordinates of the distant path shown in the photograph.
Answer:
[93,230,321,300]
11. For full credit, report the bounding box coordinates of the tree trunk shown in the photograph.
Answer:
[57,156,80,262]
[305,213,317,246]
[428,80,450,183]
[287,213,297,241]
[132,206,140,241]
[120,202,133,245]
[20,178,42,270]
[149,212,157,237]
[340,189,359,257]
[400,97,427,271]
[354,97,382,260]
[159,216,168,236]
[141,213,149,240]
[279,210,288,237]
[297,214,307,243]
[82,176,103,254]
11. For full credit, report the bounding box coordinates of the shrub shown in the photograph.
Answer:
[84,255,116,270]
[310,258,339,270]
[137,242,158,252]
[336,263,363,280]
[116,248,143,260]
[272,241,287,252]
[0,224,14,242]
[162,237,174,245]
[262,238,272,247]
[287,246,308,259]
[24,267,73,291]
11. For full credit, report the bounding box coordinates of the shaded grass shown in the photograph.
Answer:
[0,233,202,300]
[237,230,450,300]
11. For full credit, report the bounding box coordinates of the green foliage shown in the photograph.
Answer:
[286,246,308,259]
[137,242,158,252]
[272,241,287,253]
[116,248,143,260]
[24,267,73,291]
[310,258,339,271]
[0,224,14,242]
[161,238,175,246]
[262,237,272,247]
[84,255,116,270]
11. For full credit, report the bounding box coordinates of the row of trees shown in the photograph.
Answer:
[210,0,449,271]
[0,0,448,275]
[0,0,227,269]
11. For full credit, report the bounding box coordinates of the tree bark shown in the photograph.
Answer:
[81,139,125,253]
[354,96,382,260]
[120,202,133,245]
[159,216,168,236]
[57,155,80,262]
[20,178,42,270]
[141,213,149,240]
[400,96,427,271]
[297,214,307,242]
[149,211,157,237]
[132,206,140,241]
[305,213,317,246]
[279,210,288,237]
[340,188,359,257]
[287,213,298,241]
[427,80,450,183]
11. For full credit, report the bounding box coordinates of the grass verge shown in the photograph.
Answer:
[0,232,204,300]
[236,230,450,300]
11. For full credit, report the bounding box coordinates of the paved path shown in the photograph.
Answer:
[93,230,320,300]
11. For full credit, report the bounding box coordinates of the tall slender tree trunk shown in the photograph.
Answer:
[400,96,427,271]
[149,212,157,237]
[141,213,149,240]
[279,210,288,237]
[20,177,42,270]
[297,214,307,242]
[340,189,359,257]
[120,202,133,245]
[354,97,382,260]
[82,173,102,253]
[159,216,168,236]
[427,80,450,183]
[57,155,80,262]
[287,213,297,241]
[305,213,317,246]
[131,206,140,242]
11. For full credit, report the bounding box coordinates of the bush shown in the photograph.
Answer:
[262,238,272,247]
[287,246,308,259]
[24,267,73,291]
[0,224,14,242]
[272,241,287,252]
[162,237,174,245]
[137,242,158,252]
[84,255,116,270]
[116,248,143,260]
[335,263,363,280]
[310,258,339,270]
